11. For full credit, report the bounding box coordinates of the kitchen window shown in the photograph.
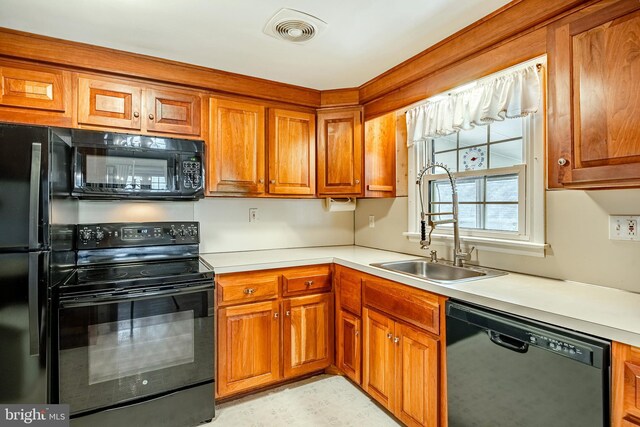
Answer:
[406,59,547,256]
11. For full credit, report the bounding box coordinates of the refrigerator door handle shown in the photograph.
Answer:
[29,143,42,249]
[28,252,40,356]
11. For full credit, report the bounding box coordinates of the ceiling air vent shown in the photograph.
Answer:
[263,8,327,44]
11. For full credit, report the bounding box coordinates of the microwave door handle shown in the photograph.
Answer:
[174,157,180,190]
[29,143,42,249]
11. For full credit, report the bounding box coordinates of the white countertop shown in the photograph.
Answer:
[201,245,640,347]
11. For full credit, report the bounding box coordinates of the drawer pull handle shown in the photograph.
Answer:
[394,336,400,344]
[387,333,393,340]
[305,280,314,286]
[243,288,256,295]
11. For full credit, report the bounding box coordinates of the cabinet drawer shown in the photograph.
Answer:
[363,278,440,335]
[282,265,332,296]
[217,271,280,306]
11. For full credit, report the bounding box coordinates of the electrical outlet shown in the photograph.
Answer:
[609,215,639,240]
[369,215,375,228]
[249,208,258,223]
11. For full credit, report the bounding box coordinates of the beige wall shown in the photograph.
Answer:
[79,198,354,254]
[355,190,640,293]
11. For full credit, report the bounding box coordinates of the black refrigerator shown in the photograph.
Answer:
[0,124,76,404]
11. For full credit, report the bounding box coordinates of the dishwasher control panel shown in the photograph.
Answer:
[526,332,592,364]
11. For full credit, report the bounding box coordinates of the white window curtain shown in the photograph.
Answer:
[405,64,541,147]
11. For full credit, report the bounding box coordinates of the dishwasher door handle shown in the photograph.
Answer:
[488,331,529,353]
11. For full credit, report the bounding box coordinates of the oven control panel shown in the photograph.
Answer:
[76,222,200,249]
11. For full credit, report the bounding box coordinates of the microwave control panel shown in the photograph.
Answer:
[182,159,202,189]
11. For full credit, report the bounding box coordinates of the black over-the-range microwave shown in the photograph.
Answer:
[71,129,205,200]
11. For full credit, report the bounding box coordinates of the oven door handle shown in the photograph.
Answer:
[59,282,214,308]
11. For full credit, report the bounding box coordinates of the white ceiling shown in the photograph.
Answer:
[1,0,511,90]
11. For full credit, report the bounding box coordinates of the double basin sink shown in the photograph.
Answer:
[370,259,507,284]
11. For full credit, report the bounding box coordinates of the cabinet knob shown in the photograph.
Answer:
[286,310,290,317]
[243,287,256,295]
[394,336,400,344]
[355,330,359,336]
[557,158,568,166]
[387,333,393,340]
[274,312,279,319]
[258,179,264,184]
[133,111,140,118]
[305,280,314,287]
[148,114,155,120]
[270,180,276,184]
[355,179,360,184]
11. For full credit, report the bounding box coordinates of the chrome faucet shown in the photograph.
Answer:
[416,162,473,267]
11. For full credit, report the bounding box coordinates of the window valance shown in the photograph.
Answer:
[405,64,541,147]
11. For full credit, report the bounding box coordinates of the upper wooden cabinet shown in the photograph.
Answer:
[317,107,363,196]
[0,61,72,126]
[77,76,142,130]
[268,109,316,196]
[209,97,266,194]
[145,88,201,135]
[364,112,397,197]
[548,0,640,188]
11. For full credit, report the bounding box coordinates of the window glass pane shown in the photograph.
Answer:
[458,126,487,147]
[430,203,453,228]
[458,204,480,229]
[490,118,523,141]
[456,177,483,203]
[485,204,518,231]
[433,151,458,172]
[486,174,519,202]
[431,180,452,203]
[459,146,487,171]
[433,134,457,152]
[490,139,523,168]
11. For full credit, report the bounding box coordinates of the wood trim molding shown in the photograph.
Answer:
[320,88,360,108]
[0,27,321,108]
[357,0,592,106]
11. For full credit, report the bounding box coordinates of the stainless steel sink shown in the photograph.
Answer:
[370,259,507,284]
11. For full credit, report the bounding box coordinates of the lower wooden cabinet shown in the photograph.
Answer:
[217,300,281,396]
[363,308,439,427]
[283,293,333,378]
[613,342,640,427]
[337,309,361,384]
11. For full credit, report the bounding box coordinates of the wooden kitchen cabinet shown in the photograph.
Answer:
[364,111,397,197]
[217,300,281,396]
[77,75,142,130]
[208,97,265,194]
[363,307,439,427]
[337,309,361,384]
[144,88,201,135]
[612,342,640,426]
[548,0,640,188]
[317,107,363,196]
[283,293,333,378]
[268,109,316,196]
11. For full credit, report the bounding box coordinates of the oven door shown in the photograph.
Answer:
[58,282,214,415]
[73,146,183,198]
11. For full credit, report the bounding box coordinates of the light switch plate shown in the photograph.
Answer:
[609,215,639,240]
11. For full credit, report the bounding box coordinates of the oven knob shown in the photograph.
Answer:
[169,228,178,238]
[188,228,197,237]
[95,230,105,242]
[178,228,186,237]
[79,229,93,242]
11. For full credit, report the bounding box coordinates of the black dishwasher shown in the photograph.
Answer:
[446,301,610,427]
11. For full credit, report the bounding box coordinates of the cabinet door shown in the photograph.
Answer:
[209,97,265,194]
[337,266,362,317]
[145,88,201,136]
[362,308,395,410]
[317,108,363,195]
[217,300,280,397]
[612,342,640,427]
[283,293,333,378]
[337,309,361,385]
[548,1,640,188]
[268,109,316,195]
[0,63,65,112]
[394,323,439,427]
[364,112,396,197]
[77,76,142,130]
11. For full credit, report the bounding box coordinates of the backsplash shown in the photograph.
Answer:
[79,198,354,253]
[355,190,640,293]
